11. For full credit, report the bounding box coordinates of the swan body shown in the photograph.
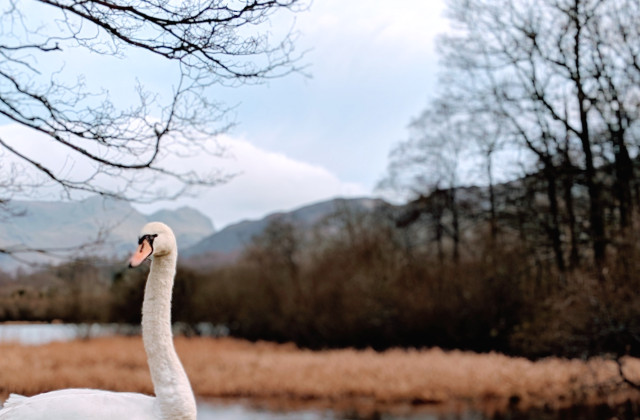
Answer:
[1,390,156,420]
[0,222,197,420]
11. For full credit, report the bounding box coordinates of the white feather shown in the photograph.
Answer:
[0,389,157,420]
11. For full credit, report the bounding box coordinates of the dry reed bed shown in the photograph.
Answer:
[1,336,639,412]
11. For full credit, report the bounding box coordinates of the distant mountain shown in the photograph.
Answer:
[0,196,214,271]
[182,197,388,261]
[0,195,389,272]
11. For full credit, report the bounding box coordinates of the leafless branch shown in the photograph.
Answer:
[0,0,306,203]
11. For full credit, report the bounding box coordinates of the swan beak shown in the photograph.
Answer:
[129,239,153,268]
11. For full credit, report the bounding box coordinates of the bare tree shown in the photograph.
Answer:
[436,75,510,246]
[586,0,640,231]
[381,97,467,262]
[0,0,305,205]
[438,0,640,267]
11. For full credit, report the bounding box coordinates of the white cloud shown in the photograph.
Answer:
[300,0,448,65]
[137,135,369,229]
[0,122,368,229]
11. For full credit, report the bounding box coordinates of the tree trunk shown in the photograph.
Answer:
[487,151,498,243]
[571,4,606,265]
[544,165,565,272]
[450,187,460,263]
[612,126,633,231]
[562,160,580,269]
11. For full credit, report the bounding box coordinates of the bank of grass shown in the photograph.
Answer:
[1,336,640,414]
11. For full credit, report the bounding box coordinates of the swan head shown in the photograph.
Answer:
[129,222,177,267]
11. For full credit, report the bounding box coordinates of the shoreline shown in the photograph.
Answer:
[1,336,639,415]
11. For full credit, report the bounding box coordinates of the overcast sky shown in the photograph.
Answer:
[1,0,449,229]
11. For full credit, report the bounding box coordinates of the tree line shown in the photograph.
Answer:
[3,197,640,359]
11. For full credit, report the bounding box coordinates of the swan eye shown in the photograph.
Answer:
[138,233,158,245]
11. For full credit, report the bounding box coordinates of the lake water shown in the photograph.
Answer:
[0,323,123,345]
[0,322,226,344]
[197,402,335,419]
[197,400,480,420]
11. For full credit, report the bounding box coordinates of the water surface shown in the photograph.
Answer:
[196,400,479,420]
[0,323,124,345]
[197,401,336,419]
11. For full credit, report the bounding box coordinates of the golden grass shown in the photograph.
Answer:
[1,336,640,414]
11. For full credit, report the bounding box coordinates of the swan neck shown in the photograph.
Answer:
[141,253,196,420]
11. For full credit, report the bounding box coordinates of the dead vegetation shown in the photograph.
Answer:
[5,208,640,360]
[1,336,640,414]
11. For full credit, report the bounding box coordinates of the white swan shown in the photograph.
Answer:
[0,222,197,420]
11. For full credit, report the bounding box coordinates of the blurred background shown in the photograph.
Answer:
[1,0,640,363]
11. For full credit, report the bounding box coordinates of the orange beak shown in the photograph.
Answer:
[129,239,153,268]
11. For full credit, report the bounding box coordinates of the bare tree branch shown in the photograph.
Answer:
[0,0,306,205]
